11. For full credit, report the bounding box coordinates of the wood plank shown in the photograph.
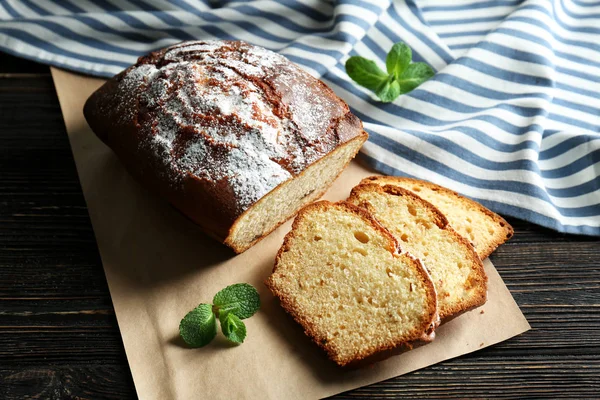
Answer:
[0,64,598,398]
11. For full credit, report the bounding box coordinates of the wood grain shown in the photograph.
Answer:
[0,52,598,399]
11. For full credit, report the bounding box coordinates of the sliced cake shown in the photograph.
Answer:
[361,176,513,259]
[347,184,487,320]
[265,201,438,366]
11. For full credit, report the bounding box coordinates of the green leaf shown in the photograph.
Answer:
[398,62,436,94]
[375,76,401,103]
[219,312,247,344]
[345,56,389,91]
[213,283,260,320]
[179,303,217,348]
[386,42,411,78]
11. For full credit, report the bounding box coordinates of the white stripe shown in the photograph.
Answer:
[442,35,485,48]
[540,141,600,170]
[293,0,334,15]
[550,103,600,130]
[391,1,454,66]
[0,20,139,60]
[0,33,124,75]
[5,0,40,17]
[27,0,73,15]
[555,0,600,31]
[422,5,520,21]
[361,140,600,225]
[0,4,12,19]
[245,2,331,29]
[63,0,106,13]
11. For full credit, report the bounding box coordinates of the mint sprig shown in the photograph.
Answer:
[179,304,217,348]
[213,283,261,320]
[179,283,260,348]
[219,312,247,344]
[345,42,435,103]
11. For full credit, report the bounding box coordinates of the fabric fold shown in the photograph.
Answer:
[1,0,598,235]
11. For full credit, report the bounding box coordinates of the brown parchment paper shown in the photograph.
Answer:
[51,67,530,400]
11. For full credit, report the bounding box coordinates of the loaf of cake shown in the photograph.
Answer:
[361,177,513,259]
[347,183,487,320]
[266,201,438,366]
[84,40,368,253]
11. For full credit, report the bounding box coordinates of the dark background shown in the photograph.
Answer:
[0,52,599,399]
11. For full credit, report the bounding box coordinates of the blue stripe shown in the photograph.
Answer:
[570,0,600,7]
[1,0,599,235]
[359,153,600,236]
[388,2,454,64]
[476,41,600,96]
[547,113,599,134]
[439,29,490,39]
[557,0,600,19]
[507,15,600,52]
[276,0,332,22]
[329,63,548,137]
[0,28,131,67]
[4,20,142,56]
[442,68,529,98]
[546,177,600,199]
[427,14,506,26]
[556,82,600,100]
[453,57,553,88]
[408,88,545,118]
[449,43,476,50]
[360,138,600,215]
[0,40,119,77]
[420,0,524,12]
[360,29,428,65]
[542,148,600,178]
[364,131,583,210]
[19,0,50,16]
[1,1,22,18]
[540,136,600,160]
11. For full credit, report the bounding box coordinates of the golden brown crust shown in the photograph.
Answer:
[347,183,487,320]
[361,176,514,259]
[265,200,438,366]
[83,40,366,253]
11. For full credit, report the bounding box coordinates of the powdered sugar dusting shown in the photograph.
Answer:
[116,40,352,214]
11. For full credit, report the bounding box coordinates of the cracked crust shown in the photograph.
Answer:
[83,40,365,252]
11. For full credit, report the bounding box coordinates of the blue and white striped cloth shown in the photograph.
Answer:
[1,0,598,236]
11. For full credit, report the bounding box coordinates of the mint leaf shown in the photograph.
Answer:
[179,303,217,348]
[345,56,388,91]
[398,62,435,93]
[213,283,260,320]
[346,42,435,103]
[219,312,247,344]
[376,77,401,103]
[386,42,411,79]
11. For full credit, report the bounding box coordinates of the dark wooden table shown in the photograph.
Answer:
[0,51,598,400]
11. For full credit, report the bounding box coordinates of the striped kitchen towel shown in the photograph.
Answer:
[0,0,598,236]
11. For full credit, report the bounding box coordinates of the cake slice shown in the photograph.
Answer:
[347,184,487,320]
[265,201,438,367]
[361,176,513,259]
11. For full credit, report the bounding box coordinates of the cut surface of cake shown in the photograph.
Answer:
[347,184,487,320]
[361,176,513,259]
[265,201,438,366]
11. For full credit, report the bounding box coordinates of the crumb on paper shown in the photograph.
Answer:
[480,309,485,314]
[479,342,484,347]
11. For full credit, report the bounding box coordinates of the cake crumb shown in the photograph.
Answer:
[480,309,485,314]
